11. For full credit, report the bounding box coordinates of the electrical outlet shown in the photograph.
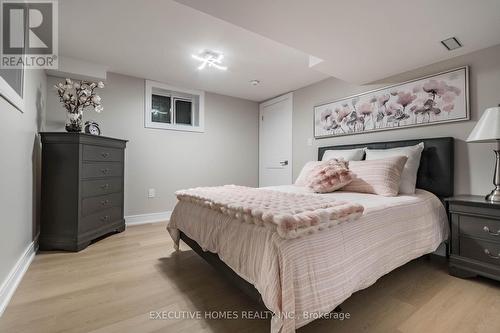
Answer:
[148,188,156,198]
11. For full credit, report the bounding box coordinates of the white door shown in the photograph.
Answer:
[259,92,293,187]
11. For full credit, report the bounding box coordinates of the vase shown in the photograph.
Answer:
[65,109,83,132]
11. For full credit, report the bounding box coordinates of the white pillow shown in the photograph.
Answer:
[321,148,365,161]
[364,142,424,194]
[295,161,318,186]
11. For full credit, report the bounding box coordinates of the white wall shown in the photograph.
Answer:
[0,69,46,289]
[293,44,500,195]
[45,72,259,215]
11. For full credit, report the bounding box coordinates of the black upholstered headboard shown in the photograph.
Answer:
[318,137,454,198]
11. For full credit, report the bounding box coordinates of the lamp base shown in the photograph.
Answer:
[486,150,500,202]
[486,188,500,202]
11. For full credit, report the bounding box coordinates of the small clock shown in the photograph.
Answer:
[84,121,101,136]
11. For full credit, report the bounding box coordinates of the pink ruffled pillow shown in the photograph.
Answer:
[306,159,353,193]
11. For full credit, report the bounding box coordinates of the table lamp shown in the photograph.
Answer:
[467,106,500,201]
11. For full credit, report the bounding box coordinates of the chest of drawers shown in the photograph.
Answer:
[447,196,500,281]
[40,133,127,251]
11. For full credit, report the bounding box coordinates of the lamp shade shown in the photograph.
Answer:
[467,107,500,142]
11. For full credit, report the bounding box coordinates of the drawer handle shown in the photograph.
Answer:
[100,184,110,189]
[483,226,500,236]
[100,199,110,206]
[101,152,110,158]
[101,168,110,174]
[101,215,110,222]
[484,249,500,259]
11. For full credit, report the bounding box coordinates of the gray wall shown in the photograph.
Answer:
[0,69,46,286]
[45,73,259,215]
[293,44,500,195]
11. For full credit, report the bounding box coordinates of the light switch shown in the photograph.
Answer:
[148,188,156,198]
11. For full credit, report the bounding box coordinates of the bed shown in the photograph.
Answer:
[167,137,454,333]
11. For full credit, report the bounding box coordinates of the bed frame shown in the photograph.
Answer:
[179,136,455,306]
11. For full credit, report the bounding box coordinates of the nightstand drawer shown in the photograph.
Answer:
[449,203,500,218]
[81,162,123,179]
[458,215,500,242]
[460,237,500,267]
[82,192,123,217]
[82,144,123,162]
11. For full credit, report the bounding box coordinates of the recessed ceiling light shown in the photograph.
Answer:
[250,80,260,86]
[191,50,227,70]
[441,37,462,51]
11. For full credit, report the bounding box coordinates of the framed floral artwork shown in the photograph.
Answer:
[314,66,469,138]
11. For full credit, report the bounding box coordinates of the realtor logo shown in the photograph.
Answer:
[1,0,58,69]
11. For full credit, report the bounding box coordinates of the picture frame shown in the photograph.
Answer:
[0,67,25,112]
[313,66,469,139]
[0,0,27,113]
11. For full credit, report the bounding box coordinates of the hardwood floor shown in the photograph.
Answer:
[1,223,500,333]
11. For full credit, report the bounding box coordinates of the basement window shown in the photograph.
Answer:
[145,80,204,132]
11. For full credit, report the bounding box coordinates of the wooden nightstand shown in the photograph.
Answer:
[447,195,500,281]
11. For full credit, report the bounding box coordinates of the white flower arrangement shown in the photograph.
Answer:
[55,78,104,114]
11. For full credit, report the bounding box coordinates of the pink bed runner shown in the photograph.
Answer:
[175,185,364,239]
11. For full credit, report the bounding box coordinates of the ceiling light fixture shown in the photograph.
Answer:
[250,80,260,86]
[441,37,462,51]
[191,50,227,71]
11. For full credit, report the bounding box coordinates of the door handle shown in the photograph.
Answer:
[279,160,288,166]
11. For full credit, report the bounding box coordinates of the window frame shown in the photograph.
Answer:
[145,80,204,132]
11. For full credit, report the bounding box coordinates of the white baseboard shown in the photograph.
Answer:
[0,240,37,316]
[125,211,171,226]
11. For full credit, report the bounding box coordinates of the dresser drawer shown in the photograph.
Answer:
[79,206,123,233]
[460,237,500,267]
[81,162,123,179]
[81,178,123,197]
[82,192,122,217]
[82,144,123,162]
[457,214,500,242]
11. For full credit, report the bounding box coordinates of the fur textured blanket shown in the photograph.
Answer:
[175,185,364,239]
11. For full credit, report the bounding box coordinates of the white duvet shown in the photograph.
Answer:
[167,186,449,333]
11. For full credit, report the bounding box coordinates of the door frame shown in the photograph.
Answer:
[259,92,293,187]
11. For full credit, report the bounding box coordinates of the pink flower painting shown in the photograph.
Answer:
[314,67,468,138]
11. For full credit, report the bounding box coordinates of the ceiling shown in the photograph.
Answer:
[176,0,500,84]
[59,1,500,102]
[58,0,327,102]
